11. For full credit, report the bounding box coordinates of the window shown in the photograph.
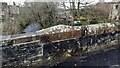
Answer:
[115,5,118,9]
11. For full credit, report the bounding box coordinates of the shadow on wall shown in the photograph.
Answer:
[40,35,51,43]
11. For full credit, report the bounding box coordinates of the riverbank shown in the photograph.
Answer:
[47,40,119,66]
[52,42,119,67]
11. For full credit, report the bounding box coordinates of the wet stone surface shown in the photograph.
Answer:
[2,42,43,66]
[53,45,120,67]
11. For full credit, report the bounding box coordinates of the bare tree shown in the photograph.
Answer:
[19,2,59,29]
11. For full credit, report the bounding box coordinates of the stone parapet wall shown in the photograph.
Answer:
[2,42,43,66]
[1,22,119,66]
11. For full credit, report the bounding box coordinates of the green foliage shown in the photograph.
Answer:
[79,16,87,22]
[19,2,59,30]
[90,19,99,24]
[79,7,109,24]
[19,20,28,29]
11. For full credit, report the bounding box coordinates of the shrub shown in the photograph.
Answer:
[90,19,99,24]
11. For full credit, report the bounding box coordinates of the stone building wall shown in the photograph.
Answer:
[109,0,120,21]
[0,2,20,35]
[110,3,120,20]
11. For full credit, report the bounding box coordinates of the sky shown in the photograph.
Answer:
[0,0,113,5]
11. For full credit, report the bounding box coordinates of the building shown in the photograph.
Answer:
[0,2,8,23]
[109,1,120,21]
[97,0,120,21]
[113,0,120,2]
[8,4,20,23]
[0,2,20,23]
[99,0,105,3]
[0,2,20,35]
[0,2,8,34]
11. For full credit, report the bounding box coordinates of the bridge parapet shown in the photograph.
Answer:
[1,22,120,66]
[1,31,43,46]
[1,22,119,46]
